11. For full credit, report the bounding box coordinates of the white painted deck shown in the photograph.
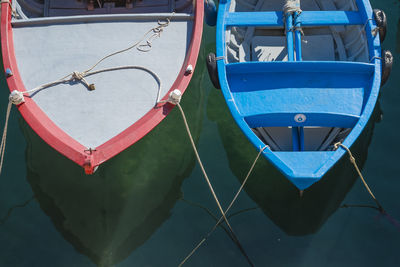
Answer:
[13,16,192,148]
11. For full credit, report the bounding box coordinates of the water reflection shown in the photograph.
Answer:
[207,88,382,236]
[19,66,205,266]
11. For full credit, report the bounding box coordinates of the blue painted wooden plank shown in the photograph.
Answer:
[244,113,360,128]
[293,11,303,150]
[226,61,375,75]
[287,13,301,151]
[294,12,302,61]
[294,30,302,61]
[226,62,374,95]
[224,11,284,27]
[224,11,362,27]
[298,11,363,26]
[285,14,295,62]
[233,87,365,115]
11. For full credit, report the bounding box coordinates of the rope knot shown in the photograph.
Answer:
[334,142,341,150]
[9,90,25,105]
[167,89,182,105]
[153,27,163,34]
[72,71,85,81]
[283,0,302,16]
[71,71,95,90]
[349,156,356,164]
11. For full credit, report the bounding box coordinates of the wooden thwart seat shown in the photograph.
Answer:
[224,11,363,27]
[226,61,374,128]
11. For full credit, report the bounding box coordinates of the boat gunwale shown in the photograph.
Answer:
[216,0,382,189]
[1,0,204,173]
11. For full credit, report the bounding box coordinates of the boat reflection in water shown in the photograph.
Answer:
[207,88,381,236]
[21,68,205,266]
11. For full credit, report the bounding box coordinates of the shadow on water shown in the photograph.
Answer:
[14,55,206,266]
[207,87,382,236]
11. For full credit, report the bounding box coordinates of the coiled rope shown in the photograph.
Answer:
[25,14,173,97]
[334,142,384,212]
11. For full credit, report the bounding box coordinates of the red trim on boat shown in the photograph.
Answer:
[1,1,204,173]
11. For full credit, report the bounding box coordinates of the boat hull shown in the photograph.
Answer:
[215,0,382,189]
[1,1,204,174]
[20,64,205,265]
[207,88,381,235]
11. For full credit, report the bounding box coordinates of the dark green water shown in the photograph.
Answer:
[1,1,399,266]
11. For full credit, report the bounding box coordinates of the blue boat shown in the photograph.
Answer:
[208,0,392,190]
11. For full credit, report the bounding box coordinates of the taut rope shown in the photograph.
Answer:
[179,145,268,266]
[160,91,254,267]
[0,101,12,176]
[334,142,384,212]
[335,143,400,231]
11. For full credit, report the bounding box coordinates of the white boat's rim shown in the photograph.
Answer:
[11,13,194,27]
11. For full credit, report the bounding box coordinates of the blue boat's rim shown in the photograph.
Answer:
[216,0,382,190]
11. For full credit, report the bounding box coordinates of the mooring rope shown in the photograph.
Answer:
[0,101,12,176]
[159,91,254,266]
[335,143,400,232]
[178,145,268,266]
[0,0,19,18]
[334,142,385,213]
[181,198,259,244]
[174,103,253,265]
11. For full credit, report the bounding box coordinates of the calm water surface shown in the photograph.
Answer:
[1,1,400,266]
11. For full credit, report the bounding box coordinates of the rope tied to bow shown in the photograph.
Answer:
[334,142,385,213]
[0,0,20,18]
[283,0,302,16]
[161,91,255,266]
